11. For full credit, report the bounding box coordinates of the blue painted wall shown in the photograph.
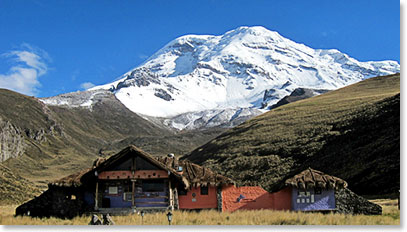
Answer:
[291,188,335,211]
[102,185,132,208]
[106,195,132,208]
[135,191,168,208]
[102,185,169,208]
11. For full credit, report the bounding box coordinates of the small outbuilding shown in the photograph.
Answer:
[285,168,347,212]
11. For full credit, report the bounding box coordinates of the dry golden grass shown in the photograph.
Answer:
[0,199,399,225]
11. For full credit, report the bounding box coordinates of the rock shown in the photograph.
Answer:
[335,188,382,215]
[269,88,330,110]
[89,214,102,225]
[0,117,25,162]
[154,88,174,101]
[103,214,115,225]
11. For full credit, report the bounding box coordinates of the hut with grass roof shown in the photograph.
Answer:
[16,145,235,218]
[220,168,349,213]
[284,168,347,212]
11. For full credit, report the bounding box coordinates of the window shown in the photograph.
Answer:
[142,180,165,192]
[298,191,306,196]
[108,186,118,195]
[200,186,208,195]
[123,192,132,201]
[314,188,322,195]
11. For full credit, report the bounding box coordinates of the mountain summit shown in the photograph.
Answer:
[43,26,400,130]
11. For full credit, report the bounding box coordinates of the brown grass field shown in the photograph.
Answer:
[0,199,399,225]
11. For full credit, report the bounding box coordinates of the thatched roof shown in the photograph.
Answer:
[49,145,233,189]
[50,168,91,187]
[156,156,235,188]
[285,168,347,190]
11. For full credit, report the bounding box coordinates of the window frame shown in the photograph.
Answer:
[108,186,118,195]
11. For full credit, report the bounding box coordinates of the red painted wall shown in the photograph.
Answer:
[270,187,292,210]
[221,185,292,212]
[178,186,218,209]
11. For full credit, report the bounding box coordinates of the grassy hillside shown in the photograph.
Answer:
[0,89,223,204]
[184,74,400,196]
[0,163,42,205]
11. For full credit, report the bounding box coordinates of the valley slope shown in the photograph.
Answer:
[0,89,223,204]
[184,74,400,196]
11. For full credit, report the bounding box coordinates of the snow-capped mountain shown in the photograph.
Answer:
[42,26,400,130]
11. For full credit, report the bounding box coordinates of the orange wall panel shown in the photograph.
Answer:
[98,170,132,180]
[221,186,292,212]
[179,186,218,209]
[134,170,169,179]
[222,185,273,212]
[98,170,168,180]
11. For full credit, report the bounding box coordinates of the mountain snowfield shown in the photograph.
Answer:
[42,26,400,130]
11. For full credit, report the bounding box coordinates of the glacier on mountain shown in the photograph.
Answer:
[43,26,400,130]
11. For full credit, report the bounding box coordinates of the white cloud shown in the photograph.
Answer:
[79,82,95,90]
[0,44,50,96]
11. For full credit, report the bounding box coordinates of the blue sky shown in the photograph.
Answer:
[0,0,400,97]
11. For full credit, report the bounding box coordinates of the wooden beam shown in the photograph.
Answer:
[174,187,179,210]
[132,181,135,208]
[95,181,99,210]
[169,180,174,210]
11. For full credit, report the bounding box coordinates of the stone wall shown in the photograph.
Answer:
[335,188,382,215]
[15,186,88,219]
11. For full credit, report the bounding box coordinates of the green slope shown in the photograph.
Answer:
[0,89,223,204]
[184,74,400,196]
